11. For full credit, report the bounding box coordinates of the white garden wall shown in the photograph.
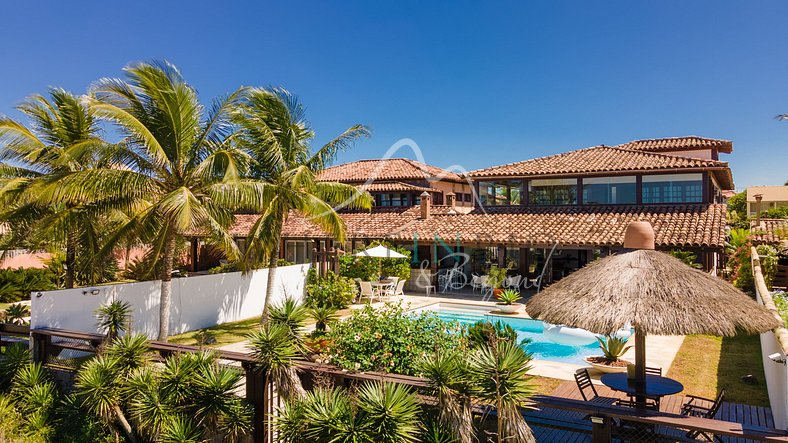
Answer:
[30,264,310,338]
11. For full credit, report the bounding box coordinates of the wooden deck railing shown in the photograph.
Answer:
[16,326,788,442]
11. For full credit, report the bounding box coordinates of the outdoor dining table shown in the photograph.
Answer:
[370,280,395,295]
[600,373,684,402]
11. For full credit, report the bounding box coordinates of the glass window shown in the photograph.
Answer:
[477,181,522,206]
[285,241,310,264]
[376,193,410,207]
[529,178,578,205]
[463,192,472,202]
[642,173,703,203]
[582,176,636,205]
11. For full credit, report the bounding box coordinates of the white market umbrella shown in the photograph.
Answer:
[354,245,407,259]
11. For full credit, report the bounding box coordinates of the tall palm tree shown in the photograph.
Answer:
[0,88,110,288]
[234,88,373,320]
[50,61,258,340]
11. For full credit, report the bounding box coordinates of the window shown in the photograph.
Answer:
[642,173,703,203]
[376,193,410,207]
[285,241,311,264]
[463,192,472,202]
[582,176,636,205]
[477,181,522,206]
[529,178,577,205]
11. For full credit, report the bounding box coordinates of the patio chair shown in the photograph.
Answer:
[681,389,726,442]
[470,274,483,292]
[574,369,619,406]
[504,275,522,290]
[358,281,378,303]
[392,280,406,297]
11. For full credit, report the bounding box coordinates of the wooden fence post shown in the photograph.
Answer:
[590,415,612,442]
[31,331,50,365]
[243,362,267,443]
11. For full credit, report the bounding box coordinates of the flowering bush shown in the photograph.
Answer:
[304,270,356,309]
[324,302,462,375]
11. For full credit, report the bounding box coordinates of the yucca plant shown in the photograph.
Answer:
[596,335,632,364]
[159,415,204,443]
[0,343,31,390]
[76,355,137,442]
[418,351,474,443]
[309,305,339,333]
[95,299,133,341]
[246,323,305,401]
[268,297,309,338]
[4,304,30,325]
[356,381,422,442]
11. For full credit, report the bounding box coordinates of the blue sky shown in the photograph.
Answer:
[1,1,787,189]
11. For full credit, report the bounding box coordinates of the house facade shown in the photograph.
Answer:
[217,136,733,286]
[747,185,788,216]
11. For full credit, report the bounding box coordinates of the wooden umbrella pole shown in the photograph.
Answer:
[635,327,647,408]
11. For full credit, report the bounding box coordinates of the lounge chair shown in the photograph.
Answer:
[681,389,725,442]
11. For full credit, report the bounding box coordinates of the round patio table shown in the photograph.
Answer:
[600,373,684,398]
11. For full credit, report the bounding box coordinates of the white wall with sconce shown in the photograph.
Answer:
[30,264,310,338]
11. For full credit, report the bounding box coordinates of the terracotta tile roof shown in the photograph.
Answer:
[253,204,727,249]
[751,219,788,245]
[317,158,464,183]
[358,182,437,193]
[469,145,730,183]
[616,136,733,154]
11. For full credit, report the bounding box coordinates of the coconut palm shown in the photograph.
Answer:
[234,87,373,321]
[0,88,112,288]
[52,61,258,340]
[466,340,535,443]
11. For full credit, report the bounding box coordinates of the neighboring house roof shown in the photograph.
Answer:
[238,204,726,249]
[358,182,437,193]
[468,146,733,189]
[317,158,465,183]
[615,136,733,154]
[751,219,788,245]
[746,186,788,202]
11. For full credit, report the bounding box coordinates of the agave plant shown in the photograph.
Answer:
[95,299,133,341]
[596,335,632,364]
[4,304,30,325]
[496,289,522,305]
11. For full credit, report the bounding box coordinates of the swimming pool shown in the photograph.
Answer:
[413,303,605,366]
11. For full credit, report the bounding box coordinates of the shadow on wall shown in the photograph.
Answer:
[30,264,310,338]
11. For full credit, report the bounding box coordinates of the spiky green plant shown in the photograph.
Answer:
[159,415,204,443]
[309,304,339,333]
[356,381,421,443]
[467,340,535,443]
[0,343,31,390]
[596,335,632,363]
[95,299,133,341]
[418,351,474,443]
[104,333,150,375]
[496,289,522,305]
[75,355,137,442]
[268,297,309,338]
[4,304,30,325]
[422,417,460,443]
[233,87,373,321]
[246,323,305,401]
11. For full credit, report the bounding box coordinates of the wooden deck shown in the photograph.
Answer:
[521,380,777,442]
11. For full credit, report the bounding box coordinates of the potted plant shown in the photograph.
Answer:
[486,265,507,297]
[495,289,523,314]
[584,335,633,373]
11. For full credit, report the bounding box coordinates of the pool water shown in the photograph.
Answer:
[416,303,602,366]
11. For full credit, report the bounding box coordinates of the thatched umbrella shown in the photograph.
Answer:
[526,221,780,400]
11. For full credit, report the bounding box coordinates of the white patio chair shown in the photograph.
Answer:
[505,275,522,290]
[480,276,493,300]
[392,280,405,297]
[470,274,483,292]
[359,281,378,303]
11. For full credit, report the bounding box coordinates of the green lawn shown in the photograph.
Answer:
[168,316,264,348]
[667,334,770,406]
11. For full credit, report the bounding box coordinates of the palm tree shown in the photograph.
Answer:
[234,88,373,321]
[51,61,257,340]
[467,340,535,443]
[0,88,110,288]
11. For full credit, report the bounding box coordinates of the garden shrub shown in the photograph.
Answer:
[731,243,779,293]
[208,261,241,274]
[0,268,58,303]
[304,271,356,309]
[339,241,412,281]
[773,290,788,326]
[324,302,461,375]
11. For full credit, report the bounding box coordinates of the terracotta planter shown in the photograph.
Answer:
[495,302,522,314]
[584,356,633,374]
[493,288,504,297]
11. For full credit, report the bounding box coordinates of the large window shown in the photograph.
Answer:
[477,181,522,206]
[376,193,410,207]
[285,240,312,264]
[582,176,636,205]
[529,178,577,205]
[642,173,703,203]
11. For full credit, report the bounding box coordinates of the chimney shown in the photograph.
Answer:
[446,192,456,213]
[623,221,655,250]
[755,194,763,228]
[420,191,431,219]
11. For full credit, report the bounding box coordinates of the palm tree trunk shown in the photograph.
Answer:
[157,232,177,341]
[261,239,280,324]
[65,228,77,289]
[113,405,138,443]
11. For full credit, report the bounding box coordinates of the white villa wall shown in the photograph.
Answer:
[752,248,788,430]
[30,264,310,338]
